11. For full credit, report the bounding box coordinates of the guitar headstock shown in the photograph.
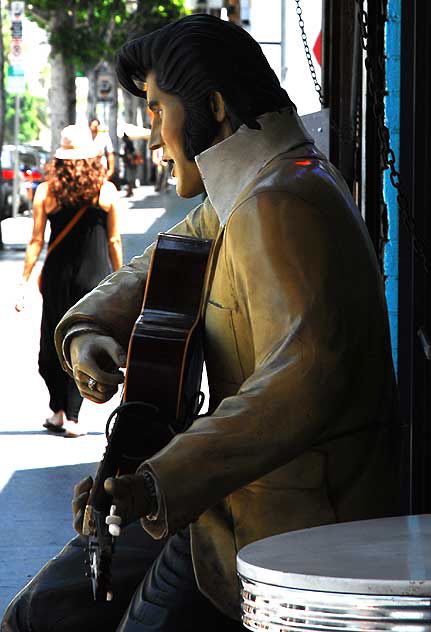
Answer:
[85,506,115,601]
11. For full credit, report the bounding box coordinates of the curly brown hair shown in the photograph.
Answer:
[45,158,106,207]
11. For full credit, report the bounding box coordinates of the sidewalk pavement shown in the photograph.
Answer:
[0,184,202,616]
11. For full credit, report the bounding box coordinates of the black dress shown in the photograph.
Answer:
[38,202,112,421]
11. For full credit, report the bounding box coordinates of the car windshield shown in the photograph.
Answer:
[1,147,39,170]
[20,153,38,169]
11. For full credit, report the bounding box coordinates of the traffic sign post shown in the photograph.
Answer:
[11,96,21,218]
[96,65,115,147]
[97,72,114,102]
[9,1,25,218]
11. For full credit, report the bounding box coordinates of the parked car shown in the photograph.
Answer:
[0,163,29,221]
[32,147,51,170]
[0,144,45,219]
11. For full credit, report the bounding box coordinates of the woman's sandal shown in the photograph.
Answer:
[43,420,66,434]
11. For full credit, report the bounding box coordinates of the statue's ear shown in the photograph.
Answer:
[210,91,228,123]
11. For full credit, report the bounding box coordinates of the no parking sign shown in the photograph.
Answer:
[8,1,25,94]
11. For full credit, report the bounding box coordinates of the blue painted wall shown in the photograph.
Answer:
[384,0,401,372]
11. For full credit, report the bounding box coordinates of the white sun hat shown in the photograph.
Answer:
[54,124,99,160]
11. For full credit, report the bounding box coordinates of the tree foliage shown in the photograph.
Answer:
[4,91,48,143]
[24,0,187,149]
[1,8,47,144]
[0,7,5,153]
[27,0,188,75]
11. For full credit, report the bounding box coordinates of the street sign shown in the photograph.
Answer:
[6,65,25,94]
[313,30,322,67]
[11,1,25,20]
[7,65,24,77]
[10,1,25,71]
[10,38,23,62]
[6,75,25,94]
[97,73,114,102]
[11,21,22,38]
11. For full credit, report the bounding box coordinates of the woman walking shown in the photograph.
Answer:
[16,125,123,436]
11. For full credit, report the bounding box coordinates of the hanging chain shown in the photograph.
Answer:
[295,0,429,274]
[294,0,323,104]
[360,8,368,49]
[357,1,430,275]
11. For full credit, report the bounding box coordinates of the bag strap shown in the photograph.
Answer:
[46,205,88,258]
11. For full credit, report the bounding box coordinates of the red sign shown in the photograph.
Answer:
[10,38,22,58]
[313,31,322,67]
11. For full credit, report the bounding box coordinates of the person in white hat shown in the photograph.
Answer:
[89,117,115,180]
[15,124,123,437]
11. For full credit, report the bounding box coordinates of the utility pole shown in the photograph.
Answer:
[12,94,20,217]
[0,7,4,249]
[7,1,26,217]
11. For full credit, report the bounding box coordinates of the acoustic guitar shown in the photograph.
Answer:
[82,232,213,601]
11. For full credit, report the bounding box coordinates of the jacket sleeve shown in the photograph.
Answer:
[142,190,389,534]
[55,198,220,368]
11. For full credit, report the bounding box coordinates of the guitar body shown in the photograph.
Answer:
[84,233,213,601]
[126,232,213,425]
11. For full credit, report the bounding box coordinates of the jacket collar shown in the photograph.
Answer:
[195,108,314,226]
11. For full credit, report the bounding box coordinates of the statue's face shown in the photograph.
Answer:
[146,72,205,198]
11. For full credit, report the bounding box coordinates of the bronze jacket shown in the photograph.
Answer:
[55,109,401,619]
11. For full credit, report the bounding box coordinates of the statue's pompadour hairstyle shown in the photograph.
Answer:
[116,14,295,159]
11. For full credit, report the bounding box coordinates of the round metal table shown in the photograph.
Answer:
[237,514,431,632]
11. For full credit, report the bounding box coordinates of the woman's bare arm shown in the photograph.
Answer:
[103,183,123,271]
[21,182,48,282]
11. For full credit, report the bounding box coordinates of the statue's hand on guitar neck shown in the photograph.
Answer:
[70,333,127,403]
[104,474,153,527]
[72,474,153,535]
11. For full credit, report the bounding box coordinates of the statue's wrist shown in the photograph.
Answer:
[139,470,160,520]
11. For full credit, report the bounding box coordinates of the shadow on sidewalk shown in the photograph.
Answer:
[0,430,103,436]
[0,245,28,262]
[0,462,99,615]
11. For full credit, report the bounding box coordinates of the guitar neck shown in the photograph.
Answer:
[87,233,213,513]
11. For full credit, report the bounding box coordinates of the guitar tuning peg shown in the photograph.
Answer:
[106,504,122,537]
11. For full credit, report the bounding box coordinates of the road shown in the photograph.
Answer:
[0,184,202,616]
